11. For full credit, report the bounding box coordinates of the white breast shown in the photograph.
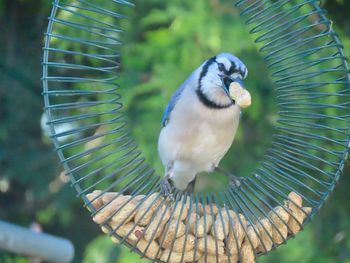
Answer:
[158,86,241,182]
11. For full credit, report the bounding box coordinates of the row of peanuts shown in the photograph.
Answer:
[86,191,312,263]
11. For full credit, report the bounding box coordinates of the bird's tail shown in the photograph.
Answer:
[170,162,197,191]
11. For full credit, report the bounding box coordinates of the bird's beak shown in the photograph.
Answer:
[222,76,251,108]
[222,76,244,94]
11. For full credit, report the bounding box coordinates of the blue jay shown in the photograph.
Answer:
[158,53,249,197]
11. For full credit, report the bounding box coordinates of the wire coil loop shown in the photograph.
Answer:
[42,0,350,262]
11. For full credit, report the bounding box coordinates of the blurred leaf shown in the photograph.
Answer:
[83,235,120,263]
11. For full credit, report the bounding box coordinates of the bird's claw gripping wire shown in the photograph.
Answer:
[214,166,245,189]
[229,174,244,188]
[160,175,174,201]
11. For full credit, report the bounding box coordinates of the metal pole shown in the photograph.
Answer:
[0,221,74,263]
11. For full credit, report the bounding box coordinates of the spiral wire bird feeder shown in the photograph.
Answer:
[42,0,350,262]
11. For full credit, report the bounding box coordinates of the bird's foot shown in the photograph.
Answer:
[214,166,245,189]
[229,174,245,189]
[160,175,174,201]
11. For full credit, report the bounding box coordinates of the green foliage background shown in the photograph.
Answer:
[0,0,349,262]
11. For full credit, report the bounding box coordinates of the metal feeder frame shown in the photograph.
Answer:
[42,0,350,262]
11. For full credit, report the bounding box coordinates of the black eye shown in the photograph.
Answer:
[218,63,226,72]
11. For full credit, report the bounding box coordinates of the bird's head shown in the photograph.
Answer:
[196,53,248,109]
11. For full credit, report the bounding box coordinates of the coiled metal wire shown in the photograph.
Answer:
[42,0,350,262]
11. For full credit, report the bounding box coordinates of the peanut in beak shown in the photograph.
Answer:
[229,82,252,108]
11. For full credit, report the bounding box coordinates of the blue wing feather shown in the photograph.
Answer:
[161,78,189,127]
